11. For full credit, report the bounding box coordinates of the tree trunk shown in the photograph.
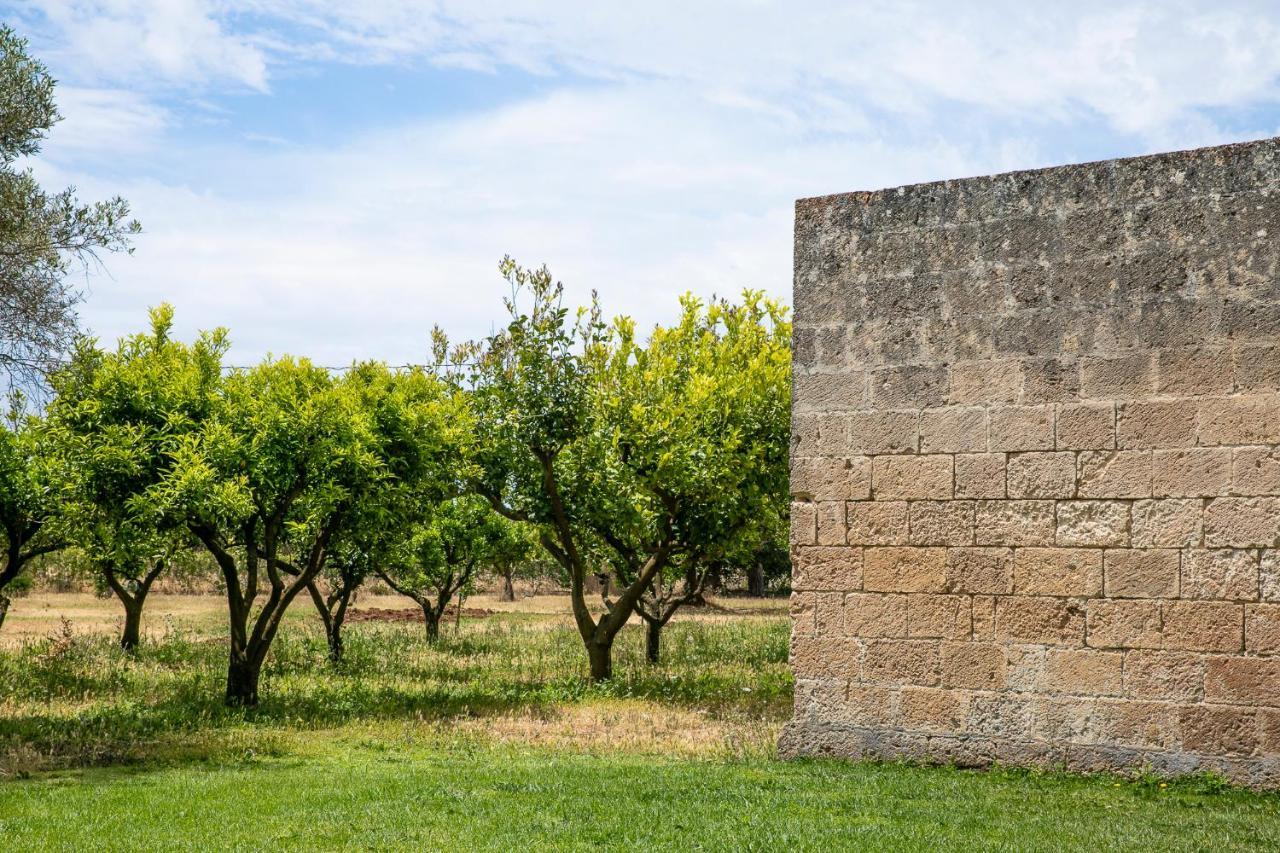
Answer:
[748,561,765,597]
[644,618,662,665]
[587,639,613,681]
[120,596,144,651]
[225,653,261,707]
[0,593,9,632]
[326,617,344,664]
[500,569,515,602]
[422,605,440,643]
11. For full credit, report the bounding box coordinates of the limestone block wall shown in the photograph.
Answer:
[780,138,1280,787]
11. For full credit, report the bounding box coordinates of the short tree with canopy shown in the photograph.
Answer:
[377,494,526,642]
[472,260,790,680]
[45,305,226,649]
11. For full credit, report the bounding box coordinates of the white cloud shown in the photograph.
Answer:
[60,81,995,365]
[17,0,268,91]
[41,86,168,155]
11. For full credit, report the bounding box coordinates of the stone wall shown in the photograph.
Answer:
[780,138,1280,787]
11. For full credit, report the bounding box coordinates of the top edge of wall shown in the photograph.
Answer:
[795,135,1280,214]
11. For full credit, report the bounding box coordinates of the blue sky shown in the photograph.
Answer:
[8,1,1280,365]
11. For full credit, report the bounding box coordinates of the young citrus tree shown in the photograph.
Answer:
[168,356,470,705]
[598,292,791,664]
[0,410,64,629]
[377,494,521,642]
[300,363,471,663]
[45,306,227,649]
[472,260,790,680]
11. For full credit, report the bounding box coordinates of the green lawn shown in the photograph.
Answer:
[3,596,1280,850]
[4,743,1280,851]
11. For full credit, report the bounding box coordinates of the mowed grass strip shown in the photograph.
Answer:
[3,746,1280,851]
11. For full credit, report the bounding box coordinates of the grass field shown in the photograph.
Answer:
[3,592,1280,850]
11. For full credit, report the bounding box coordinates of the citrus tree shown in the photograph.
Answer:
[300,363,472,663]
[0,408,64,629]
[377,494,521,642]
[45,306,227,649]
[472,260,790,679]
[598,292,790,663]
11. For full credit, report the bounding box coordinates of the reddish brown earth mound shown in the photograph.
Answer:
[346,606,494,624]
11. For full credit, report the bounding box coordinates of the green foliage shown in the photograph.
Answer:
[43,306,229,643]
[379,495,532,638]
[596,291,790,635]
[471,259,791,675]
[0,25,140,390]
[0,413,65,617]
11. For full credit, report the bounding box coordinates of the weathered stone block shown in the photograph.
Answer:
[954,453,1006,498]
[1180,548,1260,600]
[1233,447,1280,495]
[1042,649,1124,696]
[842,592,908,638]
[872,455,953,500]
[1162,601,1244,652]
[949,360,1021,404]
[791,456,872,501]
[1077,450,1152,498]
[1152,448,1232,497]
[1157,348,1233,397]
[791,501,817,546]
[919,407,987,453]
[792,412,850,456]
[906,593,972,639]
[1086,599,1163,649]
[1180,705,1261,757]
[1116,401,1197,449]
[1234,343,1280,393]
[848,410,919,454]
[1056,500,1131,546]
[1196,397,1280,446]
[792,546,864,592]
[1131,498,1203,547]
[940,642,1007,690]
[908,500,975,546]
[975,499,1057,546]
[791,633,861,679]
[847,500,909,545]
[944,547,1014,595]
[996,596,1086,645]
[1122,650,1205,701]
[793,371,866,413]
[1080,353,1155,399]
[1205,657,1280,706]
[862,547,947,593]
[1014,548,1103,596]
[1007,452,1076,499]
[1246,604,1280,655]
[1055,403,1115,450]
[989,405,1055,451]
[1104,549,1180,598]
[862,639,941,686]
[1264,550,1280,602]
[815,500,847,546]
[1203,498,1280,549]
[1022,358,1080,403]
[870,364,950,409]
[899,686,968,731]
